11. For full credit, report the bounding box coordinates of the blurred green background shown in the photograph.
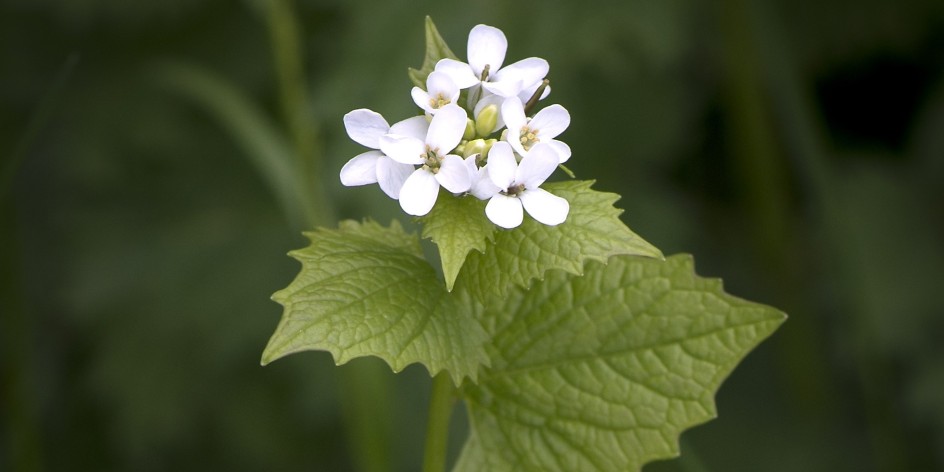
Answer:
[2,0,943,470]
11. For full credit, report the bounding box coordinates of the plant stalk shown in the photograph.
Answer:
[422,373,456,472]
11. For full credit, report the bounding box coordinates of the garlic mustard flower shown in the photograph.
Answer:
[502,96,572,163]
[340,109,428,199]
[435,24,549,100]
[380,104,472,216]
[481,141,569,229]
[411,71,460,115]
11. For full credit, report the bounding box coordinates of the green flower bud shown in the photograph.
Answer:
[463,139,486,158]
[463,118,476,141]
[475,104,499,138]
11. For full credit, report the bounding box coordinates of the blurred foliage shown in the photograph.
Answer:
[2,0,942,471]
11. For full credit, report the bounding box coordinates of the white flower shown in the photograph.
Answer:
[380,104,472,216]
[435,24,549,100]
[466,154,500,200]
[340,109,429,199]
[502,96,572,163]
[481,141,569,229]
[411,71,460,115]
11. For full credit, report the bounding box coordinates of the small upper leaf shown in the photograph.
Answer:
[262,220,488,384]
[408,16,460,89]
[455,180,663,303]
[454,254,786,472]
[420,192,496,291]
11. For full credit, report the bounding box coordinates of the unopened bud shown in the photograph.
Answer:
[463,139,486,158]
[463,118,476,141]
[475,104,499,137]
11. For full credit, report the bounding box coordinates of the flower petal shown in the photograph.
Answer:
[411,87,432,114]
[493,57,548,91]
[379,134,425,165]
[399,168,440,216]
[500,96,527,134]
[343,109,389,149]
[339,151,382,186]
[529,104,570,140]
[435,155,472,193]
[482,77,524,98]
[426,104,467,154]
[467,24,507,77]
[389,115,429,140]
[547,139,572,163]
[516,143,559,189]
[468,158,500,200]
[518,80,551,103]
[528,104,570,141]
[485,141,517,189]
[375,157,415,199]
[485,194,523,229]
[520,188,569,226]
[434,58,479,89]
[427,71,460,104]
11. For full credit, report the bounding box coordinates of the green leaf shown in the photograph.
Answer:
[420,192,496,292]
[262,220,489,384]
[408,16,460,89]
[456,180,663,303]
[454,255,786,472]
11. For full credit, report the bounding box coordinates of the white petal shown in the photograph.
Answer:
[520,188,569,226]
[547,139,572,163]
[467,25,507,77]
[343,109,389,149]
[426,104,467,154]
[469,163,501,200]
[389,115,429,140]
[426,71,460,104]
[339,151,382,186]
[493,57,548,91]
[529,104,570,139]
[411,87,433,114]
[435,155,472,193]
[500,96,527,133]
[485,194,523,229]
[379,134,425,165]
[434,58,479,89]
[482,77,524,98]
[516,143,559,189]
[518,80,551,103]
[375,157,415,199]
[485,141,517,189]
[399,169,440,216]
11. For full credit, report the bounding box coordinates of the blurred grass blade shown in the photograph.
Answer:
[151,61,310,228]
[3,54,79,200]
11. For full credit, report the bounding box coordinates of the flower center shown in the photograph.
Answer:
[421,146,443,173]
[428,93,451,109]
[503,183,526,197]
[519,126,540,151]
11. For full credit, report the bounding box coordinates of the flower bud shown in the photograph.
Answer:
[463,139,486,158]
[475,104,499,138]
[463,118,476,141]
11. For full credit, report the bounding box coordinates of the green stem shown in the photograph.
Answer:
[422,374,456,472]
[265,0,331,227]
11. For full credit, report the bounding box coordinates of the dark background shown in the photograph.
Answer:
[2,0,943,470]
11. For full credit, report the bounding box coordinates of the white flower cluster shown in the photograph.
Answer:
[340,24,571,229]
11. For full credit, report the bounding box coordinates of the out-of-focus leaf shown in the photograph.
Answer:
[152,61,312,228]
[407,16,459,89]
